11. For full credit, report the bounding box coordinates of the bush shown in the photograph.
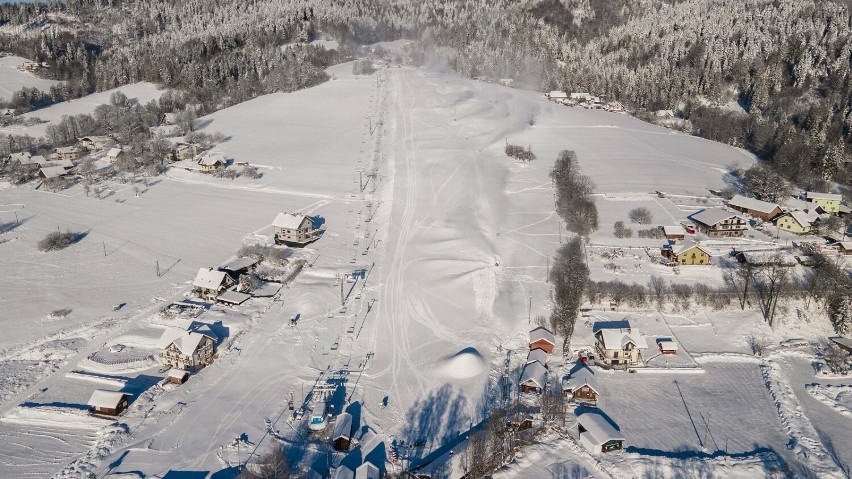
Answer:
[613,221,633,238]
[242,165,263,179]
[38,230,78,251]
[237,244,289,265]
[628,207,653,224]
[505,143,536,163]
[637,227,664,239]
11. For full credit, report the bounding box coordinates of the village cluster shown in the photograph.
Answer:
[84,213,322,418]
[545,90,625,113]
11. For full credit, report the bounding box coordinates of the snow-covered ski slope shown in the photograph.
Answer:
[2,61,849,478]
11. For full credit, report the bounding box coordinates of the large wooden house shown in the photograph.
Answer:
[690,208,748,238]
[192,267,236,300]
[563,366,599,403]
[87,389,130,416]
[158,326,218,372]
[594,321,647,367]
[272,213,320,246]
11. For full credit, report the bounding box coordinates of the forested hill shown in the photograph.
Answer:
[0,0,850,189]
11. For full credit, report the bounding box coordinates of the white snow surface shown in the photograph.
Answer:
[0,55,62,101]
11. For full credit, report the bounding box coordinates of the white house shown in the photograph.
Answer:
[157,325,218,372]
[197,152,225,173]
[594,321,647,367]
[192,267,236,299]
[272,212,320,246]
[577,412,625,454]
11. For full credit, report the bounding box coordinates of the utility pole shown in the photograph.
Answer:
[703,412,712,450]
[546,256,550,283]
[156,261,160,277]
[340,274,345,306]
[528,292,532,322]
[103,241,107,257]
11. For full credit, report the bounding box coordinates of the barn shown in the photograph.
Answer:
[519,361,548,394]
[529,326,555,354]
[563,366,599,403]
[332,412,354,451]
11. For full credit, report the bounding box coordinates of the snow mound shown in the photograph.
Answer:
[437,347,486,379]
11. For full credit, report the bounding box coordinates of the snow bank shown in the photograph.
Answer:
[437,347,487,379]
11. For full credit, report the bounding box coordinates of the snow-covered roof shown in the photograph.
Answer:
[806,191,842,201]
[658,340,678,351]
[197,152,225,166]
[79,135,111,143]
[355,463,380,479]
[739,251,797,266]
[87,389,128,409]
[830,337,852,351]
[217,290,251,305]
[39,166,67,178]
[783,210,819,227]
[519,361,547,388]
[727,195,780,215]
[330,467,355,479]
[168,368,188,379]
[529,326,555,345]
[577,412,625,445]
[566,366,598,393]
[526,348,548,365]
[272,212,311,230]
[690,208,744,227]
[333,412,353,440]
[597,327,648,350]
[157,328,216,355]
[662,225,685,236]
[106,147,123,158]
[44,159,74,169]
[54,146,79,154]
[219,257,258,272]
[29,155,48,166]
[9,152,31,162]
[548,91,567,99]
[671,239,711,256]
[193,268,230,290]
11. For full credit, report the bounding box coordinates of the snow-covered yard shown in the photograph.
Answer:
[0,55,62,101]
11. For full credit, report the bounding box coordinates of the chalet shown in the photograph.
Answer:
[167,368,189,385]
[355,463,380,479]
[806,192,842,215]
[38,166,68,179]
[218,257,259,282]
[662,225,686,240]
[519,361,547,394]
[53,146,81,162]
[175,142,200,160]
[690,208,748,238]
[594,321,647,367]
[332,412,354,451]
[726,195,782,222]
[105,147,124,164]
[526,348,548,367]
[87,389,130,416]
[662,240,712,265]
[775,210,820,234]
[546,91,568,103]
[577,412,625,454]
[158,327,217,372]
[78,136,112,151]
[658,340,678,355]
[273,212,320,246]
[529,326,556,354]
[192,267,236,300]
[563,366,599,403]
[197,153,225,173]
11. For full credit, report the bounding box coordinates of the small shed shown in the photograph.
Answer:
[332,412,354,451]
[658,340,678,355]
[519,361,548,394]
[167,368,190,385]
[216,290,251,306]
[529,326,555,354]
[87,389,130,416]
[662,225,686,240]
[577,412,625,454]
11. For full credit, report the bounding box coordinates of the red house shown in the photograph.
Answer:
[529,326,556,354]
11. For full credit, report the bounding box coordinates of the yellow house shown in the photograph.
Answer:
[775,210,818,234]
[806,192,842,215]
[663,240,712,265]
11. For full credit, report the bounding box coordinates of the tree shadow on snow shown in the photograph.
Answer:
[161,471,210,479]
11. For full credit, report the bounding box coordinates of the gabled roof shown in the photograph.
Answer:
[354,463,380,479]
[157,328,217,355]
[333,412,353,441]
[782,210,819,228]
[9,152,31,162]
[806,191,842,201]
[39,166,67,178]
[671,239,711,257]
[218,257,258,273]
[216,290,251,305]
[527,348,548,365]
[662,225,686,236]
[739,250,797,266]
[79,135,111,143]
[690,208,745,227]
[197,152,225,166]
[577,412,625,444]
[548,91,568,99]
[44,159,74,169]
[519,361,548,388]
[529,326,555,345]
[29,155,48,166]
[566,366,598,394]
[54,146,80,154]
[273,212,312,230]
[193,268,231,290]
[597,327,648,350]
[87,389,129,409]
[727,195,781,215]
[830,336,852,351]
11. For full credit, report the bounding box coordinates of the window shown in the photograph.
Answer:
[613,351,619,358]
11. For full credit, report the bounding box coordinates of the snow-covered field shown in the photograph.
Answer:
[0,57,850,479]
[0,55,62,101]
